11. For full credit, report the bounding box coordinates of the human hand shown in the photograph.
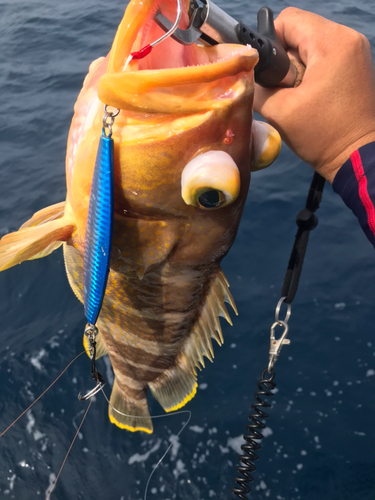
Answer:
[254,7,375,183]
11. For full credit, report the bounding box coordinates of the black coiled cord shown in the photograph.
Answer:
[230,367,276,500]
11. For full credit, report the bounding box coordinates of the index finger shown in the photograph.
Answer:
[273,7,343,66]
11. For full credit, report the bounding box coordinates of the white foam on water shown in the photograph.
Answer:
[45,473,56,500]
[8,473,16,491]
[18,461,33,469]
[263,427,273,437]
[47,336,60,349]
[172,458,187,479]
[30,349,47,371]
[227,435,244,455]
[33,430,45,441]
[128,440,161,465]
[189,425,204,433]
[366,369,375,377]
[26,411,35,434]
[169,434,181,461]
[334,302,346,310]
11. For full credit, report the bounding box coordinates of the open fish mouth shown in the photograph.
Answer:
[109,0,258,73]
[97,0,258,111]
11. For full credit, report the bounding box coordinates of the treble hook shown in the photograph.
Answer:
[78,323,106,401]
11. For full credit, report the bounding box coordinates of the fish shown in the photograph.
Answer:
[0,0,281,434]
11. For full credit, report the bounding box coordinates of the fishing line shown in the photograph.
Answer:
[100,387,191,500]
[45,397,94,500]
[0,350,85,439]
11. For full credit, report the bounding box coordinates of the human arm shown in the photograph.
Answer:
[254,7,375,184]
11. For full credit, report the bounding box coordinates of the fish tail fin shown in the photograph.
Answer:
[108,379,153,434]
[0,202,74,272]
[148,364,197,413]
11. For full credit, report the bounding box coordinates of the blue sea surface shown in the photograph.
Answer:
[0,1,374,499]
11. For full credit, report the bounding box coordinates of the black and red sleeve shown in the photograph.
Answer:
[333,141,375,248]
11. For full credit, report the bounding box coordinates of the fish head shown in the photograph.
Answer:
[67,0,280,276]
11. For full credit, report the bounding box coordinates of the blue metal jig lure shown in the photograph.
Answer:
[84,106,119,325]
[79,106,119,400]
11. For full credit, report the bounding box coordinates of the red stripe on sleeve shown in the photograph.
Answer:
[351,150,375,237]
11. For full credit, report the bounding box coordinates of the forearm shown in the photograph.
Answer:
[333,142,375,248]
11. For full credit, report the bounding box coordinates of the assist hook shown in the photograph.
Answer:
[78,324,105,401]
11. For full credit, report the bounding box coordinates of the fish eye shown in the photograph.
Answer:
[197,189,225,209]
[181,151,240,210]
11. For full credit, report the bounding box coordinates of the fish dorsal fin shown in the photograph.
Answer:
[148,267,237,413]
[0,203,74,272]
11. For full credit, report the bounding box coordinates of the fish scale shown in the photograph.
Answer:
[83,135,114,326]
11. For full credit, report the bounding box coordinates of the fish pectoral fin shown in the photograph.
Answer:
[0,213,75,272]
[83,330,107,359]
[251,120,281,171]
[148,365,197,413]
[108,379,153,433]
[20,201,66,228]
[63,243,84,303]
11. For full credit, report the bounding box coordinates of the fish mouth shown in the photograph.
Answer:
[97,0,258,112]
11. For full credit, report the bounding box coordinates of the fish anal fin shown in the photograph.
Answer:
[108,379,153,433]
[0,218,74,272]
[148,365,197,413]
[83,331,108,359]
[179,267,237,374]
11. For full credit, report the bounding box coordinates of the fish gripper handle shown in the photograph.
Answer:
[236,7,291,87]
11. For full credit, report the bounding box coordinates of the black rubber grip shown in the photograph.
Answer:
[236,7,290,87]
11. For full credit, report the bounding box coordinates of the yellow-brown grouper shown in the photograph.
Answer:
[0,0,281,433]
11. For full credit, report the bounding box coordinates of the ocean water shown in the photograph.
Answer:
[0,1,374,499]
